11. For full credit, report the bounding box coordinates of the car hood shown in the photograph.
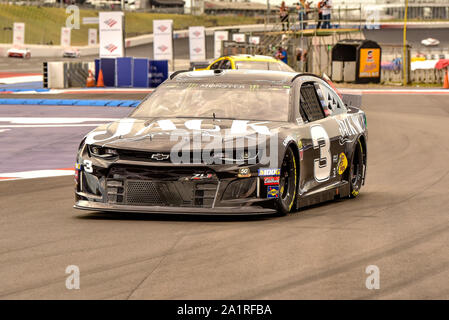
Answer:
[84,117,287,152]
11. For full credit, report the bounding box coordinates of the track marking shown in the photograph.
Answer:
[340,89,449,95]
[0,168,74,181]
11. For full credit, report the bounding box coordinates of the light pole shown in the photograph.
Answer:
[402,0,408,86]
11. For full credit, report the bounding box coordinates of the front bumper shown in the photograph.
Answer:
[74,200,276,215]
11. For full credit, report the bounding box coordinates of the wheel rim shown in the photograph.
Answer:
[350,142,363,190]
[280,150,296,202]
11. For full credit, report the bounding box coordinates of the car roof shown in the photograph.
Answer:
[228,54,279,62]
[170,69,312,85]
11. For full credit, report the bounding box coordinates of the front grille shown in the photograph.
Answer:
[106,166,219,208]
[125,180,164,205]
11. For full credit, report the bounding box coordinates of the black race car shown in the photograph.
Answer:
[74,70,367,215]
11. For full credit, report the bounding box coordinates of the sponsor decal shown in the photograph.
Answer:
[104,44,117,53]
[267,186,279,198]
[75,163,82,170]
[258,168,281,177]
[158,45,168,52]
[104,18,117,28]
[151,153,170,161]
[238,167,251,178]
[158,25,168,32]
[299,149,304,161]
[264,176,279,186]
[337,152,348,175]
[191,173,213,180]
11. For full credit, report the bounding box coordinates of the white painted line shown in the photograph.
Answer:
[0,124,107,128]
[0,169,74,181]
[340,89,449,94]
[0,117,119,124]
[0,75,43,84]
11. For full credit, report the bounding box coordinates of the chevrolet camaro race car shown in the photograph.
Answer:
[74,70,367,215]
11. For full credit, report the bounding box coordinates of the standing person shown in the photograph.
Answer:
[279,1,290,32]
[296,0,309,30]
[275,46,288,64]
[322,0,332,29]
[317,0,324,29]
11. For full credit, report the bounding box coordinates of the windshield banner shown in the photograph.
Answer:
[153,20,174,64]
[13,22,25,46]
[189,26,206,62]
[214,31,228,59]
[99,11,125,58]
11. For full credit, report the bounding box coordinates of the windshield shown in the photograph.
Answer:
[131,82,290,121]
[234,60,295,72]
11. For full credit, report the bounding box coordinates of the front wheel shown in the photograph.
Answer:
[276,147,298,215]
[349,139,364,198]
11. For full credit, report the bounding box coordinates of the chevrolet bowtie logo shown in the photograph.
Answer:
[151,153,170,161]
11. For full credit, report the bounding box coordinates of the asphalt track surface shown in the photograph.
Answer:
[1,92,449,299]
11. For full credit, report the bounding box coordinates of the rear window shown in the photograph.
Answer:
[269,62,295,72]
[235,61,269,70]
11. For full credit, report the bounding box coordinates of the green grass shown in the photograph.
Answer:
[0,5,259,45]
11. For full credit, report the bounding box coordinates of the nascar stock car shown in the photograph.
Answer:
[74,70,367,215]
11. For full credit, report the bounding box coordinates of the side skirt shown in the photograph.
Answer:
[297,181,350,209]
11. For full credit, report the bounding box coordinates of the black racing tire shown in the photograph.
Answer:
[349,139,364,198]
[276,147,298,215]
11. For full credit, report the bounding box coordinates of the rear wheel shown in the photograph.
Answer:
[276,147,297,215]
[349,139,364,198]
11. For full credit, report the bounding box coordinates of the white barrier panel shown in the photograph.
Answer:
[232,33,246,43]
[249,36,260,45]
[13,22,25,45]
[61,27,71,47]
[153,20,173,63]
[99,12,125,58]
[189,26,206,62]
[214,31,228,59]
[88,28,97,46]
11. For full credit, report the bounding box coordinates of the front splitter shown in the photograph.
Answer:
[74,200,277,215]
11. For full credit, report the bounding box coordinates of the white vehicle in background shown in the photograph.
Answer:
[7,47,31,58]
[63,47,80,58]
[421,38,440,47]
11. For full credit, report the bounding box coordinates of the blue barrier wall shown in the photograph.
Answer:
[95,57,168,88]
[116,57,133,87]
[149,60,168,88]
[133,58,149,88]
[100,58,116,87]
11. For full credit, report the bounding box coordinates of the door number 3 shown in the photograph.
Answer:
[310,125,331,182]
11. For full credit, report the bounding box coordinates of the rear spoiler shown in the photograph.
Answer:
[341,92,362,109]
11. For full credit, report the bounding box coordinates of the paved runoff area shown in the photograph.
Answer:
[0,91,449,299]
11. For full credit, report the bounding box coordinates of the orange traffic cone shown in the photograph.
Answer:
[96,69,105,87]
[86,70,95,87]
[444,69,449,89]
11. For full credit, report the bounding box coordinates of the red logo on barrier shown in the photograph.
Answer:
[218,35,225,40]
[104,44,118,52]
[158,25,168,32]
[158,45,168,52]
[193,47,202,53]
[104,19,117,27]
[193,31,201,37]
